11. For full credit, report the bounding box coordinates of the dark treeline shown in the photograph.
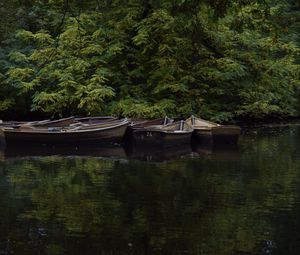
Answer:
[0,0,300,121]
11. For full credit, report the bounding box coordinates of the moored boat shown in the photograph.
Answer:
[125,116,173,139]
[75,116,117,124]
[0,117,75,128]
[186,115,241,145]
[73,117,127,130]
[129,116,173,130]
[33,116,75,127]
[132,120,193,147]
[1,118,129,145]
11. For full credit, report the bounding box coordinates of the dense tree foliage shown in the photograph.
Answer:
[0,0,300,121]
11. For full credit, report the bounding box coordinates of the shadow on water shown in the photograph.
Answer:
[191,141,240,161]
[0,142,241,163]
[124,143,193,162]
[1,143,128,160]
[0,145,4,162]
[0,143,193,163]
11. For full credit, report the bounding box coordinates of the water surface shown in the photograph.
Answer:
[0,125,300,255]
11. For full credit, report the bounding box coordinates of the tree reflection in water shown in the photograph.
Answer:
[0,125,300,254]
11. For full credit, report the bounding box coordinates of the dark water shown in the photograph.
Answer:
[1,125,300,255]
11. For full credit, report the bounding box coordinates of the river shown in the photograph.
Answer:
[0,124,300,255]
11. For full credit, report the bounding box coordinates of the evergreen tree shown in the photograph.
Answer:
[0,0,300,121]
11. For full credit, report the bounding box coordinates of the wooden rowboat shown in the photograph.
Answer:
[124,116,173,141]
[73,118,127,130]
[32,117,75,127]
[132,120,193,147]
[75,116,117,124]
[1,118,129,145]
[0,116,75,128]
[129,116,173,130]
[186,116,241,145]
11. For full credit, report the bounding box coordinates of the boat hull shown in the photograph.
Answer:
[3,122,128,145]
[132,129,192,147]
[194,125,241,145]
[0,129,5,146]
